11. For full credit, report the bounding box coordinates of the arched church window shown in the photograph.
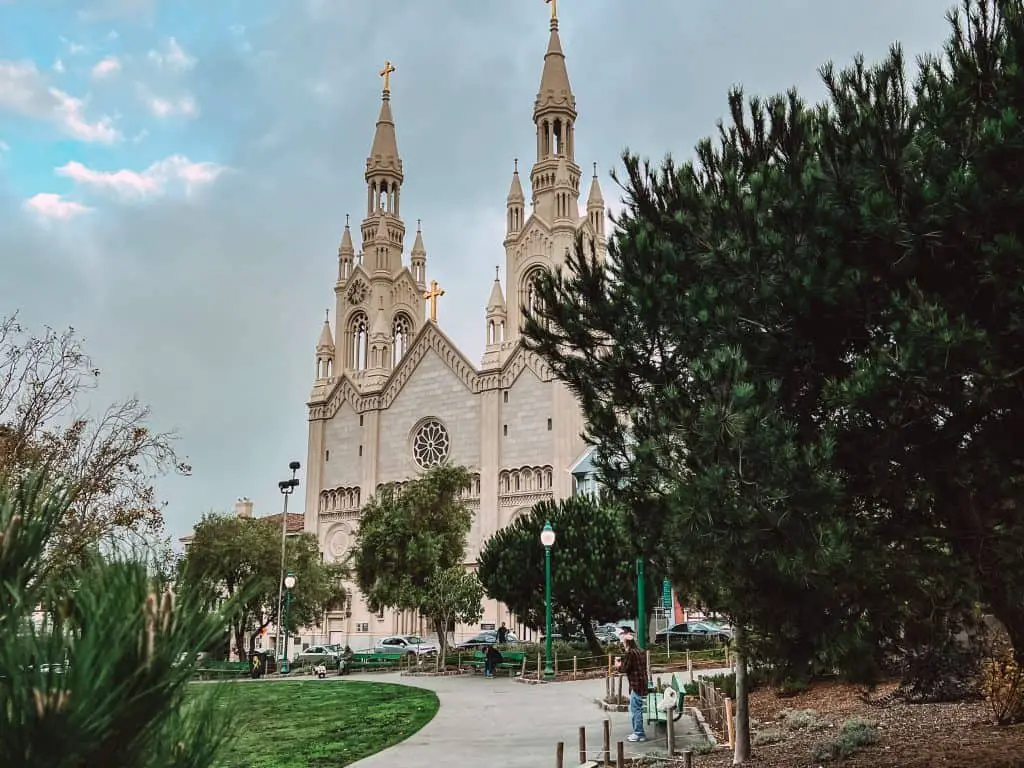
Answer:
[523,267,547,322]
[412,419,451,469]
[349,312,369,371]
[393,313,413,363]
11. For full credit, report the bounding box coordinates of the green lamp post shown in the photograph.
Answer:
[636,558,647,650]
[540,521,556,680]
[280,572,296,673]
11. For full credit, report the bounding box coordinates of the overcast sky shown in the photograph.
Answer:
[0,0,955,541]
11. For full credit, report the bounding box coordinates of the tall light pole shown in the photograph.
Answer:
[540,521,556,680]
[280,572,297,673]
[274,461,301,668]
[636,557,647,650]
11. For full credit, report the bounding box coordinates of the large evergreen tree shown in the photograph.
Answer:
[524,0,1024,755]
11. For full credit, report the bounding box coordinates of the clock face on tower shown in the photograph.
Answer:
[346,280,368,305]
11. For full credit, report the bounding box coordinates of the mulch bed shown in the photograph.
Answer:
[675,680,1024,767]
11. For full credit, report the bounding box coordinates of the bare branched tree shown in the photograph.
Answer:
[0,313,187,571]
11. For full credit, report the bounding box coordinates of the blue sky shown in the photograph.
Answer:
[0,0,957,541]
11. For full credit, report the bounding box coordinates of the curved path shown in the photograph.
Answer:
[346,668,723,768]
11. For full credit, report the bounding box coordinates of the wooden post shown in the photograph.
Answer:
[616,741,625,767]
[725,696,735,749]
[605,672,610,700]
[521,655,527,677]
[578,726,587,764]
[666,704,676,756]
[554,652,559,677]
[687,654,694,683]
[602,718,611,766]
[537,652,542,680]
[607,653,613,677]
[617,673,623,703]
[682,749,694,768]
[646,650,651,677]
[572,655,578,681]
[555,741,564,768]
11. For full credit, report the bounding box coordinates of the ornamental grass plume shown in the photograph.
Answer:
[0,466,239,767]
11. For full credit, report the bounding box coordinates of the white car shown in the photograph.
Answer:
[375,635,438,657]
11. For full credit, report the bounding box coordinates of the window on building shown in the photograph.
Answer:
[325,449,330,461]
[359,445,363,457]
[503,424,508,437]
[503,391,509,403]
[547,418,552,431]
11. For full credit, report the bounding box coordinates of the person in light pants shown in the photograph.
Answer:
[615,632,648,742]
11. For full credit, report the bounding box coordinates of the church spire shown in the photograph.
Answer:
[506,158,525,239]
[587,162,605,237]
[363,61,406,247]
[314,310,335,381]
[530,6,580,223]
[338,213,355,282]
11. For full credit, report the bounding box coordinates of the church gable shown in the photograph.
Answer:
[380,321,477,408]
[376,347,482,480]
[501,344,553,387]
[510,217,554,272]
[389,269,422,317]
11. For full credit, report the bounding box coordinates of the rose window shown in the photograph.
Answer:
[412,419,451,469]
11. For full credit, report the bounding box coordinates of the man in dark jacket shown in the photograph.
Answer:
[484,644,503,678]
[616,633,648,742]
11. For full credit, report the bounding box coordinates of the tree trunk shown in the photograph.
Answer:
[732,624,751,765]
[581,619,604,658]
[433,616,447,672]
[233,622,247,662]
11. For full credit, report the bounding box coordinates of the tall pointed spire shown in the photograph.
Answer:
[410,218,427,286]
[534,2,576,124]
[363,59,406,251]
[367,61,402,178]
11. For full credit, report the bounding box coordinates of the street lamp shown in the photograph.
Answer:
[281,572,297,673]
[274,461,301,672]
[540,521,556,680]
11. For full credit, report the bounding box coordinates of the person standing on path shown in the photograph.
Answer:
[497,622,509,645]
[616,632,648,742]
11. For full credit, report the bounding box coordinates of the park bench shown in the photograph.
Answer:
[645,674,685,725]
[195,661,249,681]
[467,650,527,676]
[347,652,404,671]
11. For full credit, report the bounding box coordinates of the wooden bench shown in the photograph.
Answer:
[467,650,527,676]
[646,674,685,724]
[195,661,249,680]
[348,652,404,670]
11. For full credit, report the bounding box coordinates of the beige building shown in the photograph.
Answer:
[303,11,605,645]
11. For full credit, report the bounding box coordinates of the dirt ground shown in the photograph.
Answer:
[677,680,1024,767]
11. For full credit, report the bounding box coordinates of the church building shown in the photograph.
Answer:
[302,8,606,645]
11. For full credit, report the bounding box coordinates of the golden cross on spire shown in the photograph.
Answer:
[379,60,396,92]
[546,0,557,21]
[423,279,445,323]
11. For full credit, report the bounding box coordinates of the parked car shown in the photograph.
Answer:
[654,622,731,647]
[455,630,519,650]
[294,644,343,667]
[375,635,438,656]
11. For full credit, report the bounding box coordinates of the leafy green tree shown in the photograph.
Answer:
[478,496,659,657]
[0,466,238,767]
[351,464,474,656]
[180,514,346,660]
[422,566,484,666]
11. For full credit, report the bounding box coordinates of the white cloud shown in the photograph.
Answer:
[52,59,65,73]
[59,37,88,55]
[91,56,121,79]
[0,60,120,142]
[23,193,92,220]
[56,155,227,199]
[147,37,195,71]
[145,93,197,118]
[0,139,9,152]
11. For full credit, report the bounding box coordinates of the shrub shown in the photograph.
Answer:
[810,718,880,762]
[752,727,785,746]
[0,467,239,767]
[981,622,1024,725]
[781,708,825,731]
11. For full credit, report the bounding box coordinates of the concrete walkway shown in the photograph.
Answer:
[346,668,724,768]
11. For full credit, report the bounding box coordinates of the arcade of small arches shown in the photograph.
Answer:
[499,465,554,494]
[538,116,574,161]
[373,472,481,499]
[319,485,361,513]
[487,317,506,346]
[346,310,416,371]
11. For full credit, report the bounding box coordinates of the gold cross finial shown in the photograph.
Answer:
[546,0,557,22]
[379,60,396,92]
[423,279,445,323]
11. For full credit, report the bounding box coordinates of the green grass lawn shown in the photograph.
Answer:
[210,680,439,768]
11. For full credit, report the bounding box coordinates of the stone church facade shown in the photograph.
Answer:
[302,11,606,644]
